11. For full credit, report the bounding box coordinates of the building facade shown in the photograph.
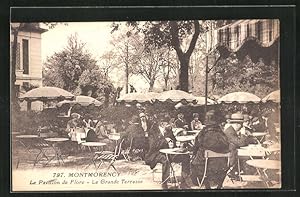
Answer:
[11,23,47,110]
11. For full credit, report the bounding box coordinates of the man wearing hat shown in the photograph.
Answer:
[191,110,230,189]
[123,115,147,160]
[223,113,249,179]
[144,115,191,189]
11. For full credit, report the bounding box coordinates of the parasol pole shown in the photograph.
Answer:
[205,56,208,115]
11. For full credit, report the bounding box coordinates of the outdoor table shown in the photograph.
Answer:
[15,135,39,150]
[159,148,190,188]
[82,142,107,169]
[246,159,281,187]
[15,135,41,168]
[44,138,69,166]
[246,159,280,170]
[252,132,268,143]
[176,135,196,142]
[82,142,106,152]
[187,130,201,134]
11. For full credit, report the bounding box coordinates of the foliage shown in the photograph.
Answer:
[211,54,279,97]
[43,33,115,105]
[43,33,98,93]
[77,68,115,105]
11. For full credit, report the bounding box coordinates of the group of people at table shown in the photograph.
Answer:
[62,108,279,189]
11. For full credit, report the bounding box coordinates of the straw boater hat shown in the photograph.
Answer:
[229,113,244,123]
[71,113,81,119]
[243,114,250,122]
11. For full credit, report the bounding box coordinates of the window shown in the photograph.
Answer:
[218,29,223,43]
[235,25,240,44]
[256,21,262,41]
[226,28,230,46]
[269,20,273,42]
[246,24,250,37]
[22,39,29,74]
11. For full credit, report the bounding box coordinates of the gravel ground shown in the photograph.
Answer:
[11,144,280,191]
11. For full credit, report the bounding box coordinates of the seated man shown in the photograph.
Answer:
[145,116,191,189]
[223,113,250,179]
[122,115,147,160]
[174,113,189,130]
[191,110,231,189]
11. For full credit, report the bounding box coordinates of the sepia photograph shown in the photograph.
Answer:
[11,19,281,191]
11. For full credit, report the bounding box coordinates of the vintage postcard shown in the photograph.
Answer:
[11,19,281,191]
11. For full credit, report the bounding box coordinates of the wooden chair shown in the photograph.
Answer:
[93,139,125,173]
[197,150,231,188]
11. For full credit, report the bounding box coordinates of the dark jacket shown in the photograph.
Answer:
[223,125,249,166]
[144,123,172,168]
[191,124,230,186]
[174,118,188,128]
[223,126,248,150]
[123,123,146,149]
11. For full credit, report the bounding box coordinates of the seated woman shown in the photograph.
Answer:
[145,116,192,189]
[94,120,115,151]
[190,113,203,130]
[191,110,231,189]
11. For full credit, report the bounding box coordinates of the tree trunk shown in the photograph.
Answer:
[149,80,155,92]
[178,55,190,92]
[170,20,200,92]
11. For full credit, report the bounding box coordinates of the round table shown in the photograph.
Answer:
[246,159,281,170]
[159,148,190,155]
[187,130,201,134]
[45,137,69,142]
[176,135,196,142]
[44,138,69,166]
[252,132,268,137]
[159,148,190,188]
[81,142,106,147]
[16,135,39,139]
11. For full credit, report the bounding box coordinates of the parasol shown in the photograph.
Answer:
[19,86,74,101]
[218,91,261,103]
[117,92,159,103]
[57,95,102,107]
[154,90,196,102]
[262,90,280,103]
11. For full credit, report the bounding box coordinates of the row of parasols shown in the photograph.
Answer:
[19,87,280,108]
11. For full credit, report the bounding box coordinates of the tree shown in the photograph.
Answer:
[77,68,115,107]
[211,54,279,97]
[132,45,165,91]
[109,27,142,93]
[43,33,97,93]
[112,21,206,92]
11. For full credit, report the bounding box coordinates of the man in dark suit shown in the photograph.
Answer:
[145,116,191,189]
[174,113,188,129]
[191,110,230,189]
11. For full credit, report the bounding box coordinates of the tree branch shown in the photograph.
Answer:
[186,20,200,57]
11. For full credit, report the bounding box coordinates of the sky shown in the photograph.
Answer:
[41,22,112,62]
[41,22,149,93]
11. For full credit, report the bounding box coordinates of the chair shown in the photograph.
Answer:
[197,150,231,188]
[92,139,125,173]
[237,148,266,183]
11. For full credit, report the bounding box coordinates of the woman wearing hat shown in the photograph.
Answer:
[191,110,230,189]
[190,113,203,130]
